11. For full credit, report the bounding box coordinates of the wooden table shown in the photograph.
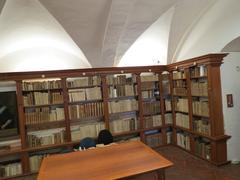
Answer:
[37,141,173,180]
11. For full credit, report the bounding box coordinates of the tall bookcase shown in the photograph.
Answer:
[168,54,230,165]
[0,54,229,179]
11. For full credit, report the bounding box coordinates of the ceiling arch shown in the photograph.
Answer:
[0,0,91,72]
[1,0,240,70]
[175,0,240,62]
[222,36,240,52]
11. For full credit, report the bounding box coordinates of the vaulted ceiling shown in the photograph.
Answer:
[0,0,240,72]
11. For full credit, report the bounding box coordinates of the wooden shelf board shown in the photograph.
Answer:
[26,120,66,131]
[67,85,102,89]
[68,99,103,104]
[108,96,137,101]
[22,88,62,92]
[24,103,64,108]
[112,130,141,137]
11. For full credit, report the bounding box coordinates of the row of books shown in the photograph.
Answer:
[164,99,172,111]
[173,87,187,96]
[175,98,189,113]
[142,90,155,99]
[106,74,135,85]
[195,138,211,160]
[141,81,157,90]
[193,119,210,135]
[115,136,141,143]
[143,101,161,115]
[190,65,207,77]
[27,128,66,147]
[176,113,190,129]
[29,154,46,172]
[0,139,21,151]
[166,131,172,144]
[23,92,63,106]
[191,81,208,96]
[173,80,187,88]
[144,115,162,128]
[176,132,190,150]
[108,99,138,114]
[0,162,22,177]
[67,76,101,88]
[25,107,65,125]
[68,87,102,102]
[172,71,186,79]
[192,100,209,117]
[140,74,158,82]
[22,80,62,91]
[142,89,159,99]
[108,84,135,98]
[165,113,173,124]
[146,133,163,147]
[110,118,138,133]
[71,122,105,141]
[68,102,104,120]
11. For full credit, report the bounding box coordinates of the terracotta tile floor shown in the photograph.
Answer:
[156,145,240,180]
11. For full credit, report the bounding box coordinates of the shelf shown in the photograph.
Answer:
[172,78,186,80]
[26,141,74,153]
[173,94,188,97]
[68,99,103,104]
[112,129,141,137]
[1,171,37,180]
[108,96,137,101]
[192,114,209,118]
[0,147,23,158]
[26,120,66,131]
[109,111,138,120]
[143,126,162,132]
[67,85,102,89]
[174,110,189,114]
[107,82,136,86]
[176,127,231,141]
[70,116,104,124]
[164,123,173,127]
[175,125,191,133]
[191,95,208,98]
[24,103,64,108]
[190,75,207,79]
[22,88,62,92]
[142,97,160,102]
[143,112,161,117]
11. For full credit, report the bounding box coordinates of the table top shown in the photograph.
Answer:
[37,141,173,180]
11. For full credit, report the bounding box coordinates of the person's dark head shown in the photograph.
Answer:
[97,129,113,145]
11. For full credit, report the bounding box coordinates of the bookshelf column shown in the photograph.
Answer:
[135,73,144,141]
[101,75,110,130]
[61,77,71,143]
[16,80,30,173]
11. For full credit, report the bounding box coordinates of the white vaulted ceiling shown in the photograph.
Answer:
[0,0,240,71]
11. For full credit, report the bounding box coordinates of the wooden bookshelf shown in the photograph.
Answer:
[0,54,230,178]
[167,53,230,165]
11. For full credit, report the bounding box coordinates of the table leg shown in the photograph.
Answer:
[157,169,165,180]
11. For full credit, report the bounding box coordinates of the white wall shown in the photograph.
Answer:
[221,52,240,163]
